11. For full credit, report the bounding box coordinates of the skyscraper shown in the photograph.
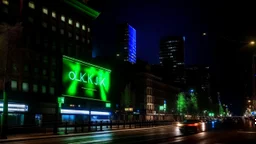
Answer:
[116,23,136,64]
[159,36,185,87]
[159,36,185,68]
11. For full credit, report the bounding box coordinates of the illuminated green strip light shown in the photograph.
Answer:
[63,55,111,72]
[64,0,100,19]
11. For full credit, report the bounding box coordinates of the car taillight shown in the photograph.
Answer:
[188,123,199,126]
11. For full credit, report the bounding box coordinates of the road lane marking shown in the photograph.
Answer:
[68,131,181,144]
[237,131,256,133]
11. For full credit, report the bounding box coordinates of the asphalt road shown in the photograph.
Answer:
[2,121,256,144]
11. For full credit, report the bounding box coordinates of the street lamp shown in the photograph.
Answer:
[250,41,255,45]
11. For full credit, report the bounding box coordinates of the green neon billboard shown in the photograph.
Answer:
[62,56,111,101]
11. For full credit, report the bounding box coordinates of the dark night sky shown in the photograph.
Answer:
[89,0,256,114]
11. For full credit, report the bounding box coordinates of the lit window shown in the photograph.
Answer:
[28,1,35,9]
[76,22,80,28]
[42,7,48,14]
[61,15,65,22]
[203,33,207,36]
[2,0,8,5]
[88,27,90,32]
[33,84,38,92]
[76,35,79,40]
[87,39,90,44]
[116,54,120,57]
[22,82,29,92]
[52,11,56,18]
[42,86,46,93]
[82,25,86,30]
[11,81,17,90]
[68,19,72,25]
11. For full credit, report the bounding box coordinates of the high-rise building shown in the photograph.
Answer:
[159,36,185,68]
[159,36,185,87]
[116,23,136,64]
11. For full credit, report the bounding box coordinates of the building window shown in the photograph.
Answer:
[76,22,80,28]
[52,58,56,65]
[22,82,29,92]
[50,87,55,95]
[42,86,46,93]
[52,11,56,18]
[2,0,9,5]
[82,38,85,42]
[61,15,65,22]
[87,39,90,44]
[28,1,35,9]
[68,19,72,25]
[28,17,34,23]
[76,35,79,40]
[51,71,55,77]
[42,22,47,28]
[68,33,72,37]
[11,81,17,90]
[24,65,29,72]
[34,68,38,73]
[43,56,48,63]
[82,25,86,30]
[52,26,56,31]
[42,7,48,14]
[88,27,90,32]
[33,84,38,92]
[60,29,64,35]
[43,69,47,75]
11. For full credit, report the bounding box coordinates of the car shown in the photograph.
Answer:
[178,119,205,134]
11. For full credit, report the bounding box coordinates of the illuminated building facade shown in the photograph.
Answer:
[131,72,180,121]
[0,0,105,126]
[116,23,136,64]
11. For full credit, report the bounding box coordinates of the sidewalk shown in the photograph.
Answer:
[0,125,171,143]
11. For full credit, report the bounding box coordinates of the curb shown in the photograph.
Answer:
[0,125,171,143]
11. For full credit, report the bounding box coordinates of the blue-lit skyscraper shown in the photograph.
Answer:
[116,23,136,64]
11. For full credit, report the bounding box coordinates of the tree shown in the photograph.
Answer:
[177,92,187,114]
[121,83,135,108]
[190,93,198,114]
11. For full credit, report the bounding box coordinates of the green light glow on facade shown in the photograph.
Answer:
[62,56,111,101]
[64,0,100,19]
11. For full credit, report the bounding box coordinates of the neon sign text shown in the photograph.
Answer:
[68,71,106,87]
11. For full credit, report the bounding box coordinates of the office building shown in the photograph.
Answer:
[116,23,136,64]
[159,36,185,68]
[0,0,112,127]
